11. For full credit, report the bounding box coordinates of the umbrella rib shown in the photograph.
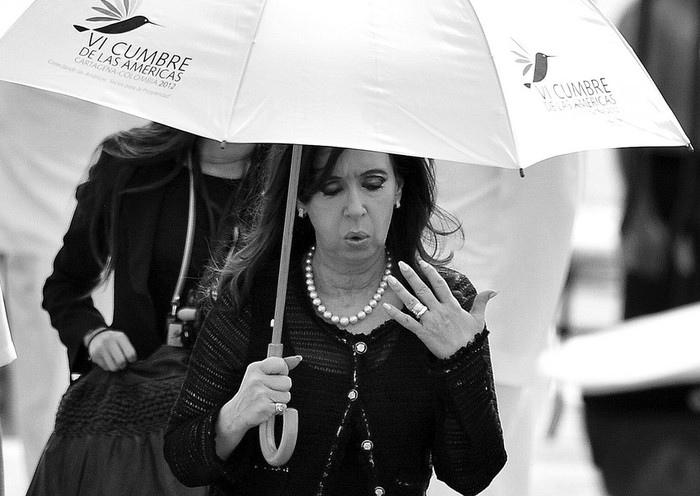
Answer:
[467,1,521,166]
[223,0,270,137]
[582,0,689,147]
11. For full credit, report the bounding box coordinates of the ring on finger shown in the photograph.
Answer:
[274,402,287,415]
[410,302,428,319]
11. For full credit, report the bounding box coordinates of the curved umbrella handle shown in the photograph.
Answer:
[258,407,298,467]
[258,342,298,466]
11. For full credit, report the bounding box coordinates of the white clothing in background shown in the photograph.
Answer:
[429,155,582,496]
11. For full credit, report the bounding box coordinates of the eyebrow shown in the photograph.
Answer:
[327,168,389,179]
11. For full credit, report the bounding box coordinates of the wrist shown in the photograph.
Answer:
[84,326,109,350]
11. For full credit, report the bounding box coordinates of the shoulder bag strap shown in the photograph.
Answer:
[170,152,196,316]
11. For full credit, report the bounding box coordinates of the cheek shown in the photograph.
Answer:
[307,206,341,233]
[373,202,396,231]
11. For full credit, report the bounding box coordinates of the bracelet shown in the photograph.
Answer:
[84,327,110,353]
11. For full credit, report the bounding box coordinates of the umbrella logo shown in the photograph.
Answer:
[512,40,555,89]
[510,39,619,115]
[73,0,160,34]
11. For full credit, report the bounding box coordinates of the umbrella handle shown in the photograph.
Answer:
[259,407,298,467]
[258,343,298,466]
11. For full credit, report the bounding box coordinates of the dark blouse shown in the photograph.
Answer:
[149,172,240,332]
[164,258,506,496]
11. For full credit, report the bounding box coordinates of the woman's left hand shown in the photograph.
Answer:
[383,260,496,359]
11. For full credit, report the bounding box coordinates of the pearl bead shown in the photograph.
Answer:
[306,247,391,327]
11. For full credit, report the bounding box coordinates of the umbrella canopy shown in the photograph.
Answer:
[0,0,690,168]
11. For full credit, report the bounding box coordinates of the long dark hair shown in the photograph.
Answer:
[215,145,461,311]
[81,122,264,284]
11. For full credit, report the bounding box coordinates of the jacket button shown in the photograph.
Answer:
[361,440,373,451]
[374,487,385,496]
[348,389,358,401]
[354,341,367,354]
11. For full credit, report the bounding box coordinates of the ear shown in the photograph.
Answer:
[394,177,403,205]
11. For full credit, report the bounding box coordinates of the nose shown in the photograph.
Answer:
[344,186,366,219]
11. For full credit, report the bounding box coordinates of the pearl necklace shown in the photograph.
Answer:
[304,246,392,327]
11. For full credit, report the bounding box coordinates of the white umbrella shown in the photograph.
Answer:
[0,0,691,466]
[0,0,689,168]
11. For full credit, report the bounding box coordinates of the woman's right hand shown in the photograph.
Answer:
[88,330,138,372]
[215,355,302,459]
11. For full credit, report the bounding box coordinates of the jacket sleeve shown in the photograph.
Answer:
[164,292,257,488]
[41,153,116,374]
[429,271,507,495]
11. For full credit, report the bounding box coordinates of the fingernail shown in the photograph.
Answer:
[489,291,498,299]
[418,259,428,267]
[382,303,391,310]
[398,261,409,271]
[387,275,398,285]
[296,355,303,361]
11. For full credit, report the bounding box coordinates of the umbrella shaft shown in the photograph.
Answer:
[271,144,302,345]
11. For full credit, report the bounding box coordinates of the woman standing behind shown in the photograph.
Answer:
[29,122,264,495]
[165,145,506,495]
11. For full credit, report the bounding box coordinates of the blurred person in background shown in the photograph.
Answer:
[0,82,144,483]
[431,155,582,496]
[584,1,700,495]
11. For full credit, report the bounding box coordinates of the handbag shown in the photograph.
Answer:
[27,158,207,496]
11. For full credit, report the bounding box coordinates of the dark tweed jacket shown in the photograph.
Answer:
[164,259,506,496]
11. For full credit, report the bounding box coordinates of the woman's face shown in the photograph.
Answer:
[300,148,403,263]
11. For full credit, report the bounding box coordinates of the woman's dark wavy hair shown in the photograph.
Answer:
[80,122,264,284]
[215,144,462,312]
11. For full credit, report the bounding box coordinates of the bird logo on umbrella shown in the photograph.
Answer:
[512,39,556,88]
[73,0,159,34]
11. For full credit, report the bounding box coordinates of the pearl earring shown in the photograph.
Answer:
[298,207,306,218]
[395,200,401,209]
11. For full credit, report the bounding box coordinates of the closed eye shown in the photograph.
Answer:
[363,176,386,191]
[320,180,341,196]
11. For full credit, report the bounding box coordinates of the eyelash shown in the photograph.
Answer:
[321,178,385,196]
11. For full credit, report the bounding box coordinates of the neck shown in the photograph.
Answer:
[197,139,255,179]
[312,249,387,297]
[306,246,392,329]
